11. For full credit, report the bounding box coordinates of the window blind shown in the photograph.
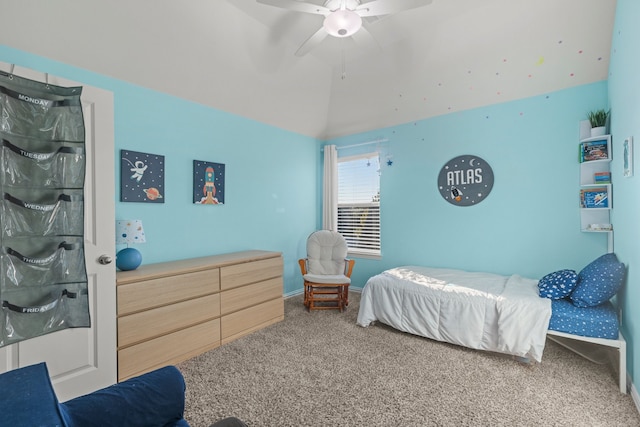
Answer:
[337,153,380,255]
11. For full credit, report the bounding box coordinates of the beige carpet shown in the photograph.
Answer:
[178,293,640,426]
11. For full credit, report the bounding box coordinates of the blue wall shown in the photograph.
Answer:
[0,45,612,294]
[0,46,319,295]
[113,85,319,295]
[609,0,640,389]
[327,82,610,289]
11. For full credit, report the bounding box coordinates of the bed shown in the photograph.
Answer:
[357,254,627,393]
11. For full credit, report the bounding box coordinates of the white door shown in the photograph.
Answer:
[0,62,117,402]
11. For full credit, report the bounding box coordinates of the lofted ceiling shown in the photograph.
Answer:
[0,0,617,139]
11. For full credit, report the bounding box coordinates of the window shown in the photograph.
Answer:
[337,152,380,257]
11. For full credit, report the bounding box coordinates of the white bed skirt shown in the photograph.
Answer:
[357,266,552,362]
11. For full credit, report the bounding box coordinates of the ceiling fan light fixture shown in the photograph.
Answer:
[323,9,362,38]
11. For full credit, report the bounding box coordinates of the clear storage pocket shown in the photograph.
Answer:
[1,139,85,189]
[2,239,87,287]
[1,192,83,238]
[0,284,90,346]
[0,84,84,142]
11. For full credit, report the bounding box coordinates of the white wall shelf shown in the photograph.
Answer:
[578,121,613,252]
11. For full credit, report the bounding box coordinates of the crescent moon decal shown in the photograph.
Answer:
[469,158,476,167]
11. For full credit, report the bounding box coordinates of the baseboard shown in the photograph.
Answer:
[284,286,363,299]
[283,289,303,299]
[630,374,640,414]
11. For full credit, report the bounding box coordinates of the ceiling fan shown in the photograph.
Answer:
[257,0,434,56]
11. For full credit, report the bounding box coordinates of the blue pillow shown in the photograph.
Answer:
[570,253,625,307]
[538,269,578,299]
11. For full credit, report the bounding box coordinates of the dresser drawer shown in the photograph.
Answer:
[117,268,220,316]
[220,256,282,290]
[118,318,220,381]
[221,277,282,316]
[118,293,220,348]
[221,298,283,343]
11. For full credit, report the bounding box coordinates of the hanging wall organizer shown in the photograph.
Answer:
[0,70,89,347]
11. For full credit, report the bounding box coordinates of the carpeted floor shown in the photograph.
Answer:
[178,293,640,426]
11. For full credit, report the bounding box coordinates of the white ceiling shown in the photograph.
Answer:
[0,0,616,139]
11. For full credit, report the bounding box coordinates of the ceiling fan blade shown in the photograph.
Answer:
[350,22,380,51]
[295,26,329,56]
[257,0,330,16]
[355,0,433,17]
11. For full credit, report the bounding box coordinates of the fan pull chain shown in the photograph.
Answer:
[341,46,347,80]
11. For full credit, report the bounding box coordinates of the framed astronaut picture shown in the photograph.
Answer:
[120,150,165,203]
[193,160,225,205]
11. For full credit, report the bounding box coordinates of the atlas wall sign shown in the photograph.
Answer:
[437,155,494,206]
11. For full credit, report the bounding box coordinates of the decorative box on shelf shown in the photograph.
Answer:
[580,138,610,162]
[585,223,613,231]
[580,187,609,208]
[594,171,611,183]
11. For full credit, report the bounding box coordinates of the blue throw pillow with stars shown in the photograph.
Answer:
[538,269,578,299]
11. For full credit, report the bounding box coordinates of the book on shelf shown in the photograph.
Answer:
[586,223,613,231]
[594,171,611,183]
[580,140,609,162]
[580,187,609,208]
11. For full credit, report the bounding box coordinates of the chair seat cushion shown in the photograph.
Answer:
[304,273,351,285]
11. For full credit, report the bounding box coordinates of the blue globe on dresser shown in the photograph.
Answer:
[116,247,143,271]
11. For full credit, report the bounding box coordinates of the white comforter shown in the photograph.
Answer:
[357,266,552,362]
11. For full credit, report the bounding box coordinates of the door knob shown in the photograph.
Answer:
[98,255,113,265]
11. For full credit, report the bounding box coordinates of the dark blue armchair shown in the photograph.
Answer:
[0,362,190,427]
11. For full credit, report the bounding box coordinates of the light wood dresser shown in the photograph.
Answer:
[116,250,284,381]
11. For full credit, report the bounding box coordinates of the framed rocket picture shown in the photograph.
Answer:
[120,150,165,203]
[193,160,225,204]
